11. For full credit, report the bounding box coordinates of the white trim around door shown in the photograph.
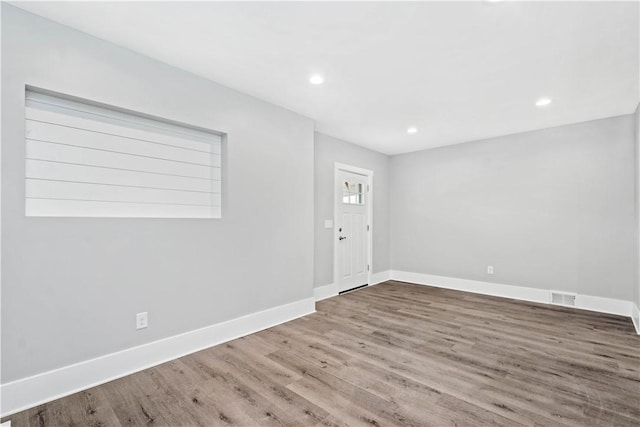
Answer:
[333,162,373,294]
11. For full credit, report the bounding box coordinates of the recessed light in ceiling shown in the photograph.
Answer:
[407,126,418,134]
[535,97,552,107]
[309,74,324,85]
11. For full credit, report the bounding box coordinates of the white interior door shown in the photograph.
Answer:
[336,170,370,293]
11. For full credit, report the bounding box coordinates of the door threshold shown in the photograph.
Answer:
[338,284,368,295]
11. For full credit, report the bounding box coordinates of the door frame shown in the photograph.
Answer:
[333,162,374,293]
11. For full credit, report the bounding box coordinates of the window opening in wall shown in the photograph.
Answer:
[24,89,223,218]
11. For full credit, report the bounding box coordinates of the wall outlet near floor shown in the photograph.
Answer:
[487,265,495,274]
[136,312,148,330]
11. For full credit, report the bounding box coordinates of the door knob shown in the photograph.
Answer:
[339,236,347,240]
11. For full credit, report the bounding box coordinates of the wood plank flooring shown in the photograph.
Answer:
[4,281,640,426]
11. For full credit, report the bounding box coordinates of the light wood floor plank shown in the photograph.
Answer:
[3,281,639,426]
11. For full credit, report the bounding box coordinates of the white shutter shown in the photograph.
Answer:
[24,90,222,218]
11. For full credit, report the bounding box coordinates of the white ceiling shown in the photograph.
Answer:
[12,1,640,155]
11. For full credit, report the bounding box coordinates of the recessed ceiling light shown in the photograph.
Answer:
[309,74,324,85]
[407,126,418,134]
[535,97,552,107]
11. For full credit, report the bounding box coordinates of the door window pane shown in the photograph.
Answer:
[342,180,365,205]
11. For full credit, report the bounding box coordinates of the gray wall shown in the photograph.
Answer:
[314,132,390,287]
[390,115,636,301]
[1,5,314,383]
[635,103,640,313]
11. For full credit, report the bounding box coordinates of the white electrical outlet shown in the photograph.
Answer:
[136,312,148,330]
[487,265,494,275]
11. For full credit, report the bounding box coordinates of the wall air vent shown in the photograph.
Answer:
[550,291,576,307]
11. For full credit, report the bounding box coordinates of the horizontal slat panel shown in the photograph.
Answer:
[26,120,216,165]
[26,198,221,218]
[26,179,221,206]
[26,105,221,154]
[27,140,217,180]
[27,91,219,144]
[26,159,221,193]
[25,90,223,218]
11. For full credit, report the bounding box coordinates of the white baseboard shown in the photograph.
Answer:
[574,294,634,317]
[390,271,634,318]
[0,297,315,418]
[391,271,549,304]
[632,303,640,335]
[313,270,392,302]
[371,270,391,286]
[313,283,338,301]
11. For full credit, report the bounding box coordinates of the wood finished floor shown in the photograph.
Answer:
[4,281,640,427]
